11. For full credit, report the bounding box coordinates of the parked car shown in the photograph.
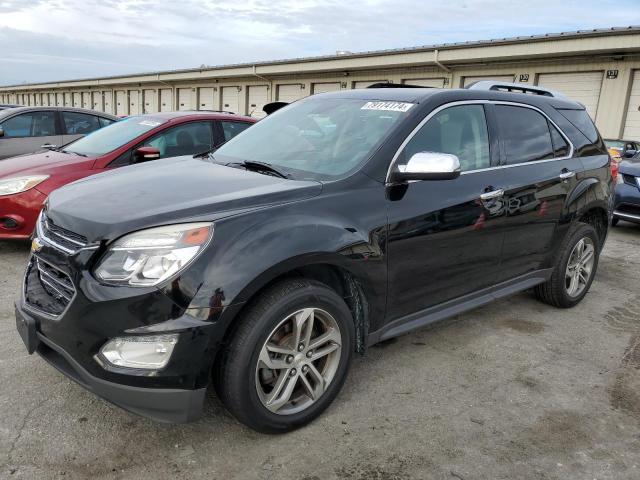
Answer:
[605,138,639,161]
[16,82,612,433]
[0,106,118,160]
[613,153,640,226]
[0,104,21,111]
[0,111,255,239]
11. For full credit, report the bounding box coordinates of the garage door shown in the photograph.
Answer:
[277,84,305,103]
[160,89,172,112]
[403,78,446,88]
[104,92,113,114]
[248,85,269,118]
[64,92,72,107]
[91,91,103,111]
[537,72,603,119]
[72,92,81,108]
[115,91,127,115]
[81,92,91,109]
[198,87,214,110]
[353,80,386,89]
[312,82,341,94]
[129,90,140,115]
[178,88,192,111]
[221,86,240,114]
[143,89,157,113]
[463,75,515,87]
[623,71,640,140]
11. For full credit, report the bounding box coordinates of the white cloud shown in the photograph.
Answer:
[1,0,639,85]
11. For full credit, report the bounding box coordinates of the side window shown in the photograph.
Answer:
[0,111,56,138]
[402,104,490,172]
[549,123,569,158]
[495,105,553,164]
[556,109,598,143]
[99,117,116,128]
[143,121,213,158]
[62,112,101,135]
[221,121,252,142]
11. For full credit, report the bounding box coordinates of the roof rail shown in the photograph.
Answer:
[465,80,567,98]
[366,82,433,89]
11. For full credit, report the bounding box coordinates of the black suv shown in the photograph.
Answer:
[15,82,613,433]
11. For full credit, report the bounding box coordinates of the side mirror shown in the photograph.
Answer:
[624,149,637,158]
[389,152,461,183]
[0,127,4,138]
[133,146,161,163]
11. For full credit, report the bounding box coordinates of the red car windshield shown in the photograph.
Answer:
[64,117,168,157]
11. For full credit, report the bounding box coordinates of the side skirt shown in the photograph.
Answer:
[366,269,553,346]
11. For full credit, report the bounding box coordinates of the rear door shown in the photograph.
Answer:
[0,110,61,159]
[491,103,582,282]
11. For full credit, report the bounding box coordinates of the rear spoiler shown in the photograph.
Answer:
[263,102,288,115]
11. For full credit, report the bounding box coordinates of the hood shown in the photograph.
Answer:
[619,158,640,177]
[47,156,322,242]
[0,150,92,178]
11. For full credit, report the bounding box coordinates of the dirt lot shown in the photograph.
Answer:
[1,223,640,480]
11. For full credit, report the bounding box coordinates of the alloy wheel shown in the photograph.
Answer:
[565,237,595,298]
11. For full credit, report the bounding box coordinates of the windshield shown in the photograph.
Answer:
[214,97,412,180]
[64,117,167,156]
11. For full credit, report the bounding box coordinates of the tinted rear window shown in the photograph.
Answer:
[556,109,599,143]
[495,105,554,164]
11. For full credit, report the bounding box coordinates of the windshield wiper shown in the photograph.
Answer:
[230,160,291,179]
[62,150,87,157]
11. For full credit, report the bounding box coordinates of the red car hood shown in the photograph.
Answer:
[0,150,96,178]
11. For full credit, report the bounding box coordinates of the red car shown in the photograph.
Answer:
[0,111,255,240]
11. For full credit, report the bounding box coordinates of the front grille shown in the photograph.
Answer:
[24,257,75,316]
[39,212,88,254]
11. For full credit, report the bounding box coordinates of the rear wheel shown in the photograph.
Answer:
[612,218,619,227]
[535,223,599,308]
[214,279,354,433]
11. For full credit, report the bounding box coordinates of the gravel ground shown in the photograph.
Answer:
[1,223,640,480]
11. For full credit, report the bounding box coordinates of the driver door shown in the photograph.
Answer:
[386,103,505,321]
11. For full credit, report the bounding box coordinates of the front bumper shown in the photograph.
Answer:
[613,182,640,224]
[0,188,47,239]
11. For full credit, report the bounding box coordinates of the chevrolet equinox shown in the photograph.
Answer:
[16,82,613,433]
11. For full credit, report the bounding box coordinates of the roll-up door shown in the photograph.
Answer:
[178,88,192,111]
[247,85,269,118]
[64,92,72,106]
[115,90,127,115]
[104,92,113,113]
[72,92,81,107]
[160,89,172,112]
[129,90,140,115]
[221,86,240,114]
[463,75,515,87]
[92,91,103,111]
[277,84,305,103]
[623,71,640,140]
[198,88,214,110]
[82,92,91,109]
[537,72,603,119]
[143,89,157,113]
[312,82,341,94]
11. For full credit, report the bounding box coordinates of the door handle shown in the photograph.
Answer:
[480,189,504,201]
[559,170,575,181]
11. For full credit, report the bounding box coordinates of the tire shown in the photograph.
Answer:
[612,218,619,227]
[214,278,355,433]
[534,222,600,308]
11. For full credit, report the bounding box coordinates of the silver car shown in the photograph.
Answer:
[0,106,118,160]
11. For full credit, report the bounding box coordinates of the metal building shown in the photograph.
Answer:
[1,26,640,139]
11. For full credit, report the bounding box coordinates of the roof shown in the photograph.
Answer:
[0,106,119,119]
[138,111,255,121]
[2,26,638,89]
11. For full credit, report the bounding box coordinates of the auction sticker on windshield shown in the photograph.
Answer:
[361,101,414,112]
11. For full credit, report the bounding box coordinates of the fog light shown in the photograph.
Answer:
[99,334,179,370]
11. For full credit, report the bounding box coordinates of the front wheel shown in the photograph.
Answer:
[535,223,600,308]
[214,279,354,433]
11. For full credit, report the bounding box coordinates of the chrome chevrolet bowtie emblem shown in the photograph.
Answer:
[31,237,43,253]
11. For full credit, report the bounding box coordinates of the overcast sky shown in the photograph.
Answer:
[1,0,639,86]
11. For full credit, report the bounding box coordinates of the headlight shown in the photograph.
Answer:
[95,223,213,287]
[99,334,179,369]
[0,175,49,196]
